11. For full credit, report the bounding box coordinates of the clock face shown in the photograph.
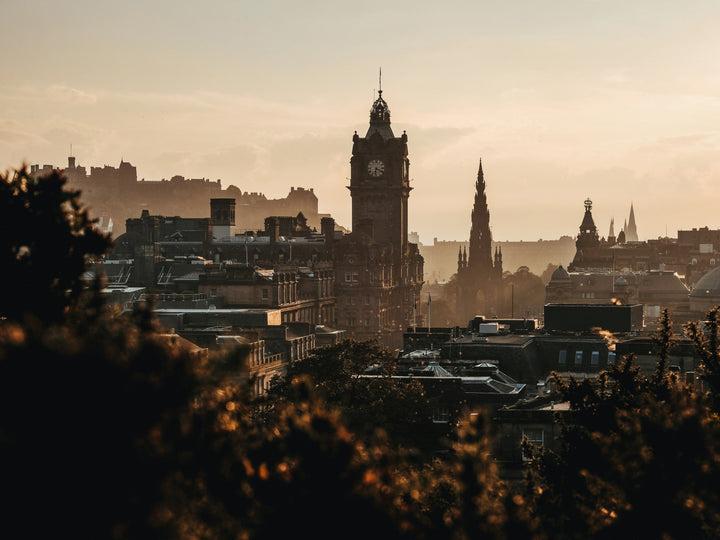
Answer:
[367,159,385,177]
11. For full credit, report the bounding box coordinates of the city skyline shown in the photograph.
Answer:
[3,1,720,242]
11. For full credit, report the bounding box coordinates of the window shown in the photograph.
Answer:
[210,288,217,297]
[344,271,359,283]
[558,350,567,365]
[262,288,269,300]
[591,351,600,366]
[433,407,450,423]
[608,351,616,364]
[522,428,544,461]
[575,351,584,365]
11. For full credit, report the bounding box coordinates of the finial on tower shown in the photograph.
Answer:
[378,67,382,95]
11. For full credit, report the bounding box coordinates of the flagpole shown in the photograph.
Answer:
[413,298,417,333]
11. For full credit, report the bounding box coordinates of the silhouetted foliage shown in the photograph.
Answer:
[263,339,442,453]
[0,166,111,324]
[389,412,540,540]
[539,263,560,285]
[525,308,720,539]
[685,306,720,411]
[499,266,545,318]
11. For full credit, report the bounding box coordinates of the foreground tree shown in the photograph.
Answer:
[0,166,111,324]
[525,309,720,539]
[685,306,720,411]
[263,339,450,454]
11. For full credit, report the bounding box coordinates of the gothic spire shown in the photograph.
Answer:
[626,202,638,242]
[467,158,494,275]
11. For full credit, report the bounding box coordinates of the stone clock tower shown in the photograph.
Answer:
[348,88,410,264]
[333,84,424,347]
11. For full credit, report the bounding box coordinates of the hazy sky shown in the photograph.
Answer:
[3,1,720,242]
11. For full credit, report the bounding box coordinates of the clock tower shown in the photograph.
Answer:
[334,83,423,347]
[348,87,411,263]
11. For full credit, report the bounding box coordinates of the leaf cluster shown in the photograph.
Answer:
[0,166,111,324]
[525,309,720,539]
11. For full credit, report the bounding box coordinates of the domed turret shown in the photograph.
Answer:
[365,89,394,140]
[690,266,720,298]
[550,265,572,282]
[369,90,390,123]
[366,70,395,140]
[689,266,720,313]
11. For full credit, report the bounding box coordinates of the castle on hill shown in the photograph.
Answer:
[28,158,330,237]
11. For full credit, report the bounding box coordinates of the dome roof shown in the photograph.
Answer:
[550,265,571,282]
[690,266,720,298]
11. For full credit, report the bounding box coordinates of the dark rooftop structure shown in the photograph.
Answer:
[544,303,644,333]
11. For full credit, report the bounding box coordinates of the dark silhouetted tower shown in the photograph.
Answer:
[569,198,600,271]
[456,159,503,322]
[468,159,494,276]
[348,87,410,265]
[334,81,423,346]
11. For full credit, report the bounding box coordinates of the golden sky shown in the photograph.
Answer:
[3,1,720,242]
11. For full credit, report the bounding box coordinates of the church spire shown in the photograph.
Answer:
[467,158,494,275]
[626,202,638,242]
[494,245,503,277]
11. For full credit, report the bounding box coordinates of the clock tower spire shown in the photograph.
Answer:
[335,80,423,347]
[349,83,410,254]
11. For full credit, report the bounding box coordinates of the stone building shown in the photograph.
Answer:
[198,261,335,326]
[545,265,692,323]
[333,85,424,347]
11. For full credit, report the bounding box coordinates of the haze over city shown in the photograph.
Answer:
[3,0,720,242]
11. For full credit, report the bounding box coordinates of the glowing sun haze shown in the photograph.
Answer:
[2,0,720,242]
